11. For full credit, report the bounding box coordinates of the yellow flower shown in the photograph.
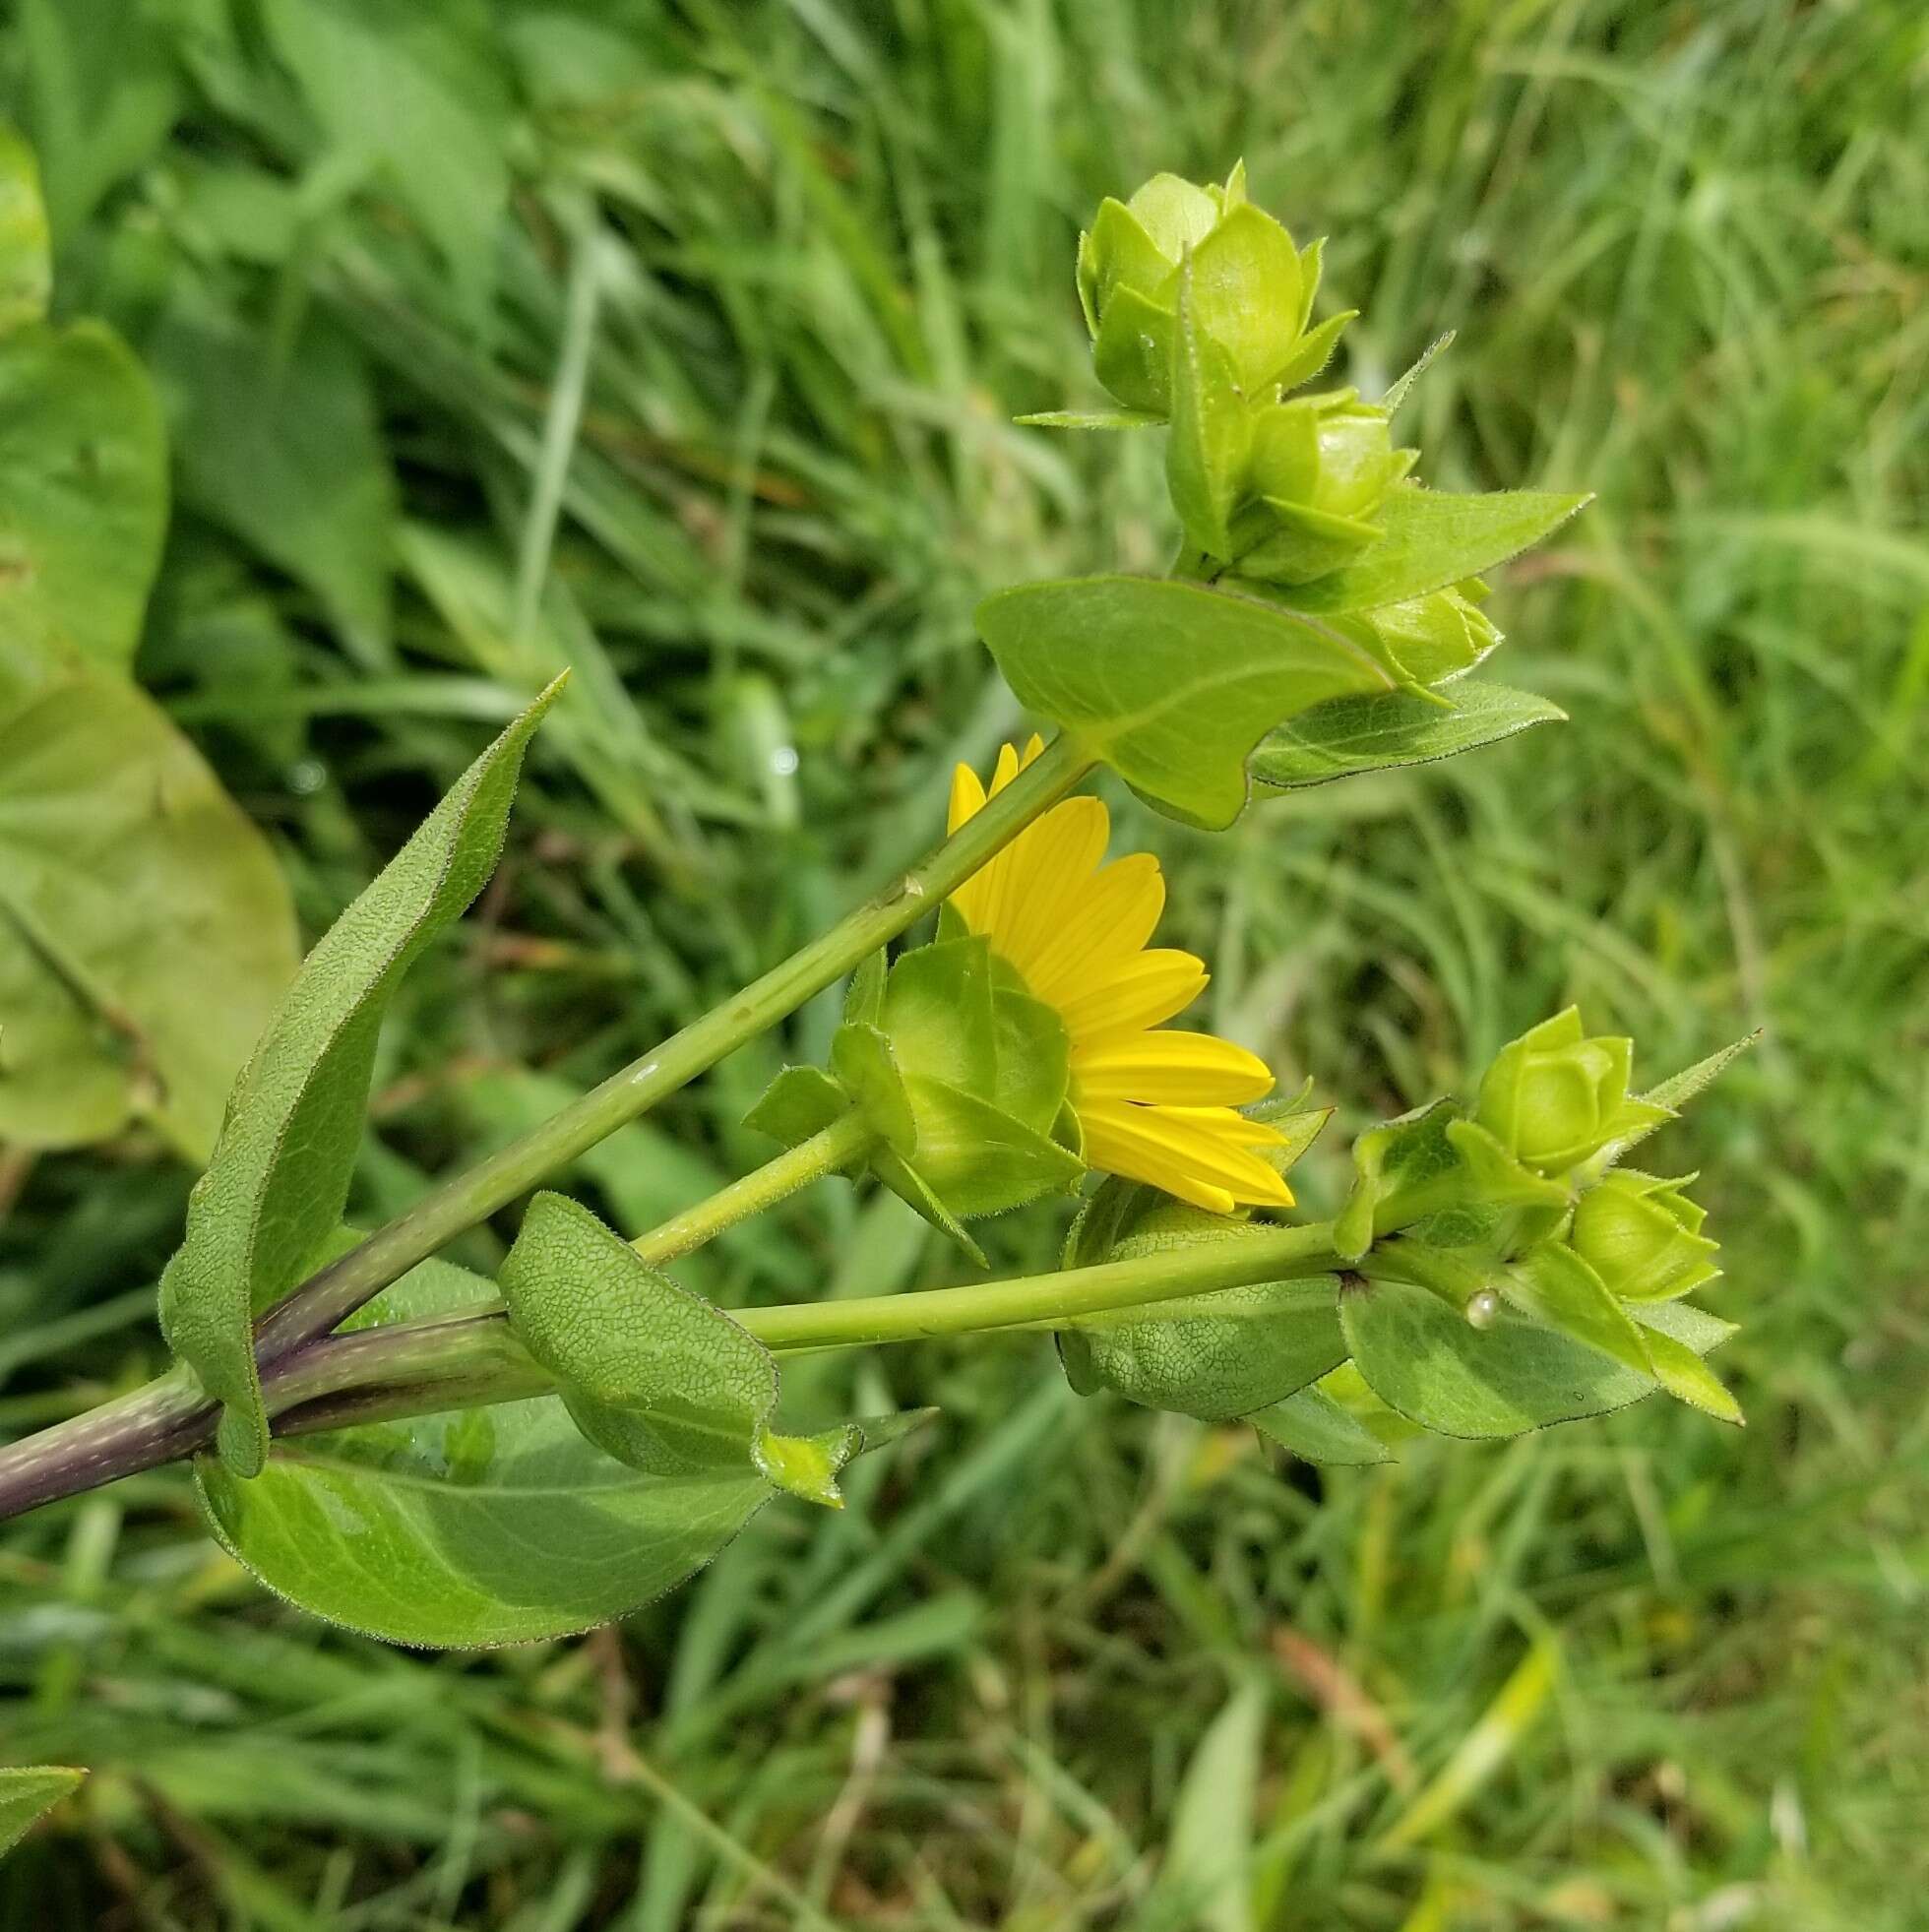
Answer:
[947,737,1292,1215]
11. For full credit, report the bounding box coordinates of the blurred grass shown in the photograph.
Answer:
[2,0,1926,1925]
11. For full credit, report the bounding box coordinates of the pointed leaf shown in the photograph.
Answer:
[161,683,562,1478]
[1594,1031,1761,1170]
[0,1765,84,1859]
[1016,408,1163,430]
[976,575,1393,830]
[1504,1243,1654,1381]
[1062,1193,1344,1417]
[1380,332,1455,415]
[1342,1276,1654,1438]
[501,1192,845,1504]
[1640,1323,1743,1424]
[1250,1385,1393,1465]
[1251,682,1565,788]
[1232,486,1591,616]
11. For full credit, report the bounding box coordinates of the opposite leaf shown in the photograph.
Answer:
[1233,486,1589,617]
[976,575,1392,830]
[1251,682,1565,789]
[161,681,563,1479]
[501,1192,848,1506]
[197,1258,784,1648]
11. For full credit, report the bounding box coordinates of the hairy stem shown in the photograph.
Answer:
[632,1111,877,1265]
[252,735,1092,1361]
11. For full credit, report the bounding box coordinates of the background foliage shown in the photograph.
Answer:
[2,0,1925,1925]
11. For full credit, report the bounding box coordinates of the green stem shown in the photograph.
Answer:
[0,1213,1345,1519]
[739,1218,1339,1351]
[253,734,1094,1360]
[632,1112,877,1265]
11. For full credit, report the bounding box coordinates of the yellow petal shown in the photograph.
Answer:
[994,796,1111,975]
[948,761,987,837]
[1024,854,1165,1005]
[1074,1030,1276,1106]
[1055,950,1209,1040]
[1078,1100,1294,1212]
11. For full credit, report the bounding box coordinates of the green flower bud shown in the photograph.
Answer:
[1473,1008,1672,1176]
[1075,163,1333,417]
[1363,580,1500,687]
[1235,393,1416,586]
[1568,1169,1720,1302]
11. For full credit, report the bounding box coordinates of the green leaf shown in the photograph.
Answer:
[17,0,179,242]
[0,320,166,696]
[1339,1278,1731,1439]
[976,575,1393,830]
[1380,331,1455,415]
[152,305,397,660]
[1593,1031,1761,1171]
[1504,1243,1654,1381]
[160,683,562,1479]
[1060,1189,1345,1419]
[198,1254,934,1648]
[258,0,510,325]
[1640,1322,1743,1425]
[0,125,50,333]
[1334,1099,1467,1262]
[843,948,887,1027]
[872,1144,987,1266]
[1250,1385,1394,1465]
[1166,259,1253,559]
[0,914,134,1148]
[1151,1678,1268,1932]
[1065,1267,1346,1420]
[501,1193,849,1505]
[0,669,298,1157]
[0,1764,84,1860]
[1232,486,1591,616]
[1015,409,1163,430]
[1251,682,1565,788]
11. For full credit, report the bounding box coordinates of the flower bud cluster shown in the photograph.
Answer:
[1072,164,1410,586]
[1464,1010,1720,1310]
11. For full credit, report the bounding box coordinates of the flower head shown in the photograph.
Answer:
[945,738,1291,1215]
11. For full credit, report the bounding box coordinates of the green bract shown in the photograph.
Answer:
[1472,1008,1672,1176]
[1237,392,1416,585]
[746,934,1083,1263]
[1568,1169,1721,1302]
